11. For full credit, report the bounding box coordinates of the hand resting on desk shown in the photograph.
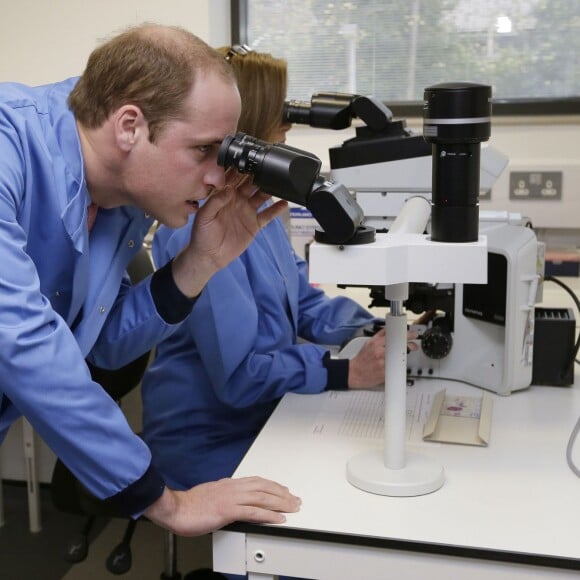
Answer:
[144,476,301,536]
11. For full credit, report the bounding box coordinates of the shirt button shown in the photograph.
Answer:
[99,306,106,314]
[128,240,135,248]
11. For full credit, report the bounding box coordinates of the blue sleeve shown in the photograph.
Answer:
[188,268,333,407]
[153,222,327,405]
[89,274,169,366]
[293,251,379,345]
[0,114,163,516]
[89,235,192,368]
[152,219,377,407]
[152,223,180,269]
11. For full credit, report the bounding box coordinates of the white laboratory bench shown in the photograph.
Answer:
[213,275,580,580]
[214,379,580,579]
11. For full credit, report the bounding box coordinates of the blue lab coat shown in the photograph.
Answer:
[142,214,376,489]
[0,78,176,511]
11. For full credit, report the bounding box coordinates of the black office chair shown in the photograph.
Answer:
[50,352,155,573]
[50,246,182,578]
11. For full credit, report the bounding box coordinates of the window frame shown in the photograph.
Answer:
[231,0,580,119]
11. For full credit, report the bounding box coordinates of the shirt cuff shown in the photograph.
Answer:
[104,463,166,519]
[150,259,197,324]
[322,351,349,390]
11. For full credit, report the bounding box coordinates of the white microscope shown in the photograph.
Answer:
[219,82,493,497]
[285,88,544,397]
[308,83,492,496]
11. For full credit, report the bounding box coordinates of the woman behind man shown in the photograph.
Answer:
[141,46,390,579]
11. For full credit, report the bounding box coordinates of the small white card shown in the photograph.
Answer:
[423,389,493,446]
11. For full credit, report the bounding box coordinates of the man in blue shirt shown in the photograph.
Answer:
[0,23,299,536]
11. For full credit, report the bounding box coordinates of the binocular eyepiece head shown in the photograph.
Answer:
[218,132,370,245]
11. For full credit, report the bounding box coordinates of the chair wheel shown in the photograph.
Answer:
[64,532,89,563]
[106,542,132,575]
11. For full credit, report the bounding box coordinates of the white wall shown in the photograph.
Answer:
[0,0,230,84]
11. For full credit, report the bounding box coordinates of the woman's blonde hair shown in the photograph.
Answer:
[217,47,287,141]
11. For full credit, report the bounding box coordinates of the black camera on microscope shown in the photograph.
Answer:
[423,82,492,243]
[217,132,375,245]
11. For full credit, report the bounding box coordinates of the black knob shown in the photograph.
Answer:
[421,326,453,359]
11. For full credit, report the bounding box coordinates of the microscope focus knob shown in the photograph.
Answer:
[421,326,453,359]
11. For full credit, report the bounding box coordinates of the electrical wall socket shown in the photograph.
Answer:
[509,171,563,200]
[482,162,580,230]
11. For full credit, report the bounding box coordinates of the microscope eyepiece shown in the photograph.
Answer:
[217,132,371,244]
[216,133,236,167]
[218,132,322,207]
[283,93,357,130]
[282,100,313,126]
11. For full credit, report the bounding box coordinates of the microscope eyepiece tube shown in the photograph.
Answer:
[217,132,369,244]
[282,100,313,125]
[423,82,492,243]
[217,132,321,207]
[283,93,356,130]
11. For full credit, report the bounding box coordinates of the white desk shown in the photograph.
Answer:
[213,379,580,579]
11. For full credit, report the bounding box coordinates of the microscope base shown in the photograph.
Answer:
[347,450,445,497]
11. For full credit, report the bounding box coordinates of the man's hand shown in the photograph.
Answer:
[348,329,418,389]
[144,476,301,537]
[172,169,288,298]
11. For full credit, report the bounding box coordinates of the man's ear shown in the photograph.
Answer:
[114,105,147,151]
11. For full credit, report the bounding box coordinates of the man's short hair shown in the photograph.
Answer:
[69,24,235,142]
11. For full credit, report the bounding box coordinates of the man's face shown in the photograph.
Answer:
[125,71,241,228]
